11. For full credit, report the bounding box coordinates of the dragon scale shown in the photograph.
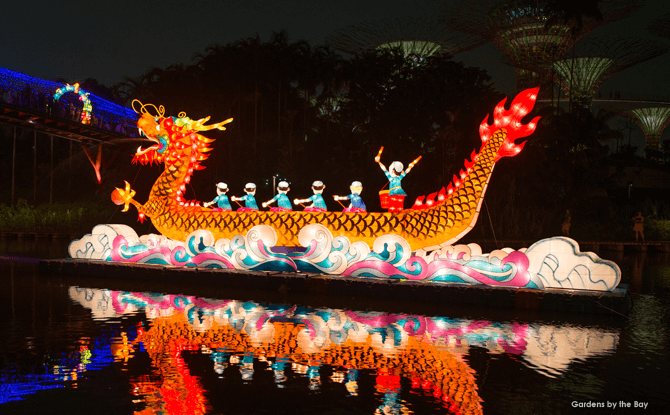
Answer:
[113,88,540,252]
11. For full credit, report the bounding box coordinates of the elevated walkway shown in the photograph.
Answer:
[1,67,146,204]
[0,101,131,144]
[1,66,139,143]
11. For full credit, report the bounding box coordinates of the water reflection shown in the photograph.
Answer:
[65,287,623,414]
[521,325,619,377]
[0,324,120,404]
[7,242,669,413]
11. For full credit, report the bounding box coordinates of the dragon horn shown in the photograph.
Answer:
[190,117,234,132]
[132,100,165,118]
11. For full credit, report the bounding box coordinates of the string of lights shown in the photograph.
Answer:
[0,67,137,125]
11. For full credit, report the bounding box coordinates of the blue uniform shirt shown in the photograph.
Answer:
[385,171,407,196]
[241,194,258,209]
[308,194,327,209]
[213,194,231,209]
[347,193,366,210]
[272,193,292,210]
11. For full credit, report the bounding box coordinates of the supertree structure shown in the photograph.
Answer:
[325,17,486,58]
[440,0,645,95]
[515,37,669,109]
[628,107,670,151]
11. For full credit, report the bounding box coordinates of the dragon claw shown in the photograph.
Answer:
[111,181,137,212]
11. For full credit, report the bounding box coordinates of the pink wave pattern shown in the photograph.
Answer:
[342,251,532,288]
[105,289,529,355]
[345,311,528,354]
[108,234,535,289]
[111,235,236,268]
[110,291,232,315]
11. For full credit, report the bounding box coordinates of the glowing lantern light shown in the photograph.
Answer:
[113,90,540,250]
[53,83,93,124]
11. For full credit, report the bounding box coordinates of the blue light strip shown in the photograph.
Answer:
[0,378,64,404]
[0,328,127,403]
[0,67,138,125]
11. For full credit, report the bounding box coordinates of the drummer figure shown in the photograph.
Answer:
[263,181,293,211]
[375,147,421,213]
[203,182,232,211]
[333,181,366,212]
[294,180,327,212]
[231,183,259,211]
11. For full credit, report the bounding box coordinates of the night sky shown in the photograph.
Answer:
[2,0,669,98]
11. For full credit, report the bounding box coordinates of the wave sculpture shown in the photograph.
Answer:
[70,224,621,291]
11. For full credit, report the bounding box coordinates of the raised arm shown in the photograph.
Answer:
[375,146,386,171]
[405,155,422,174]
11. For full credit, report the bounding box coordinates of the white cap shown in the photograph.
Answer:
[216,182,228,190]
[245,182,256,189]
[391,161,404,172]
[351,181,362,187]
[278,181,289,187]
[312,180,323,186]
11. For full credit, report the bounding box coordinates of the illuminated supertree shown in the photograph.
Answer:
[325,17,486,58]
[440,0,645,94]
[516,37,669,109]
[628,107,670,151]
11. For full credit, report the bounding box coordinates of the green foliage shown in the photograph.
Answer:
[646,219,670,241]
[0,199,115,233]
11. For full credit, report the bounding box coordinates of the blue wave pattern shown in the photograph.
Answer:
[99,225,539,289]
[71,224,621,291]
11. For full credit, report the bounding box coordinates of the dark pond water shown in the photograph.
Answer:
[0,238,669,414]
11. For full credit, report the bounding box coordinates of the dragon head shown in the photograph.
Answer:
[134,111,171,165]
[131,100,232,166]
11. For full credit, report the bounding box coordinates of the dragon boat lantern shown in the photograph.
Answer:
[112,88,541,252]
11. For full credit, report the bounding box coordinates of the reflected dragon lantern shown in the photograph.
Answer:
[112,88,541,252]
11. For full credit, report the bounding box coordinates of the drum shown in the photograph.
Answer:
[379,189,390,209]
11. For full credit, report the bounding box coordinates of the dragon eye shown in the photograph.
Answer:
[157,136,168,153]
[155,124,161,131]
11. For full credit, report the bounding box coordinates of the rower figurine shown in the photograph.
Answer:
[231,183,258,211]
[203,182,232,211]
[294,181,327,212]
[375,146,421,213]
[263,181,292,211]
[333,181,366,212]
